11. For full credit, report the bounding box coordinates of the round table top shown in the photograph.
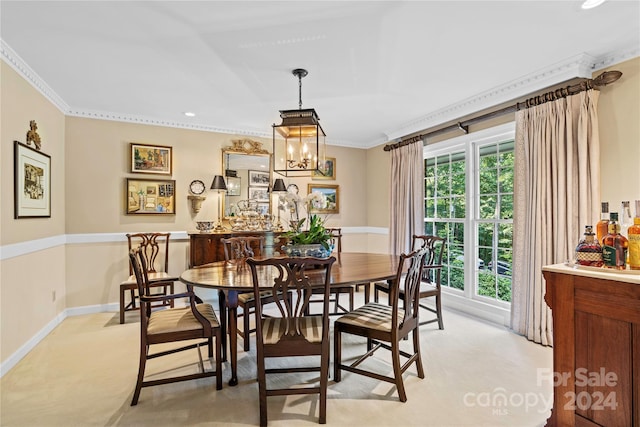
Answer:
[180,252,400,290]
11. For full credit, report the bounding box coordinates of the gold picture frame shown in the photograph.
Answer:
[126,178,175,214]
[312,157,336,180]
[130,142,172,175]
[307,184,339,214]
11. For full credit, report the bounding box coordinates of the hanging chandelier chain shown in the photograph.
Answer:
[292,68,308,110]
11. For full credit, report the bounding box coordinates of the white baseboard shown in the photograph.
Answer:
[0,310,67,377]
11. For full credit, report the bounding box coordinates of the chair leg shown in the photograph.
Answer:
[373,286,379,303]
[257,352,268,427]
[348,287,354,311]
[413,328,425,379]
[168,283,175,308]
[242,305,251,351]
[319,346,328,424]
[131,344,147,406]
[333,327,342,382]
[119,286,126,324]
[391,340,407,402]
[435,295,444,330]
[214,331,222,391]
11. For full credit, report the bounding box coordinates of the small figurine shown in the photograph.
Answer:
[26,120,42,150]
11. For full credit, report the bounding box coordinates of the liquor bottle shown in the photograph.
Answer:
[620,201,633,239]
[596,202,609,244]
[628,200,640,270]
[601,212,629,270]
[575,225,603,267]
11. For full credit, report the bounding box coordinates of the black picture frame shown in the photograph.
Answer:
[14,141,51,218]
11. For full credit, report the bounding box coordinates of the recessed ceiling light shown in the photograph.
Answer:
[184,112,196,117]
[582,0,607,10]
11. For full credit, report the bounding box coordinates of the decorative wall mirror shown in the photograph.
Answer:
[222,139,272,220]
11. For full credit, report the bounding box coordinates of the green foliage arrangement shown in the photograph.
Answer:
[284,214,332,250]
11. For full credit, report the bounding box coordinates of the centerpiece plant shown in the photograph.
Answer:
[284,214,332,251]
[281,191,333,257]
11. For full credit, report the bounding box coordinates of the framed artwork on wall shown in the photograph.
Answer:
[130,142,172,175]
[307,184,339,214]
[312,157,336,180]
[248,186,269,202]
[14,141,51,218]
[248,170,270,187]
[126,178,176,214]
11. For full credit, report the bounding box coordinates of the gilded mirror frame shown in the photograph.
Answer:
[222,139,272,220]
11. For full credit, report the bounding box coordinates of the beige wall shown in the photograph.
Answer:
[1,61,67,363]
[2,56,639,369]
[598,57,640,208]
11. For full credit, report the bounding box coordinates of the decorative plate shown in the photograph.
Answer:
[189,179,206,195]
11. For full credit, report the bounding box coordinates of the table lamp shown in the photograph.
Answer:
[271,178,287,231]
[211,175,227,232]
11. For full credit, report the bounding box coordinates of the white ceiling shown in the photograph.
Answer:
[1,1,639,149]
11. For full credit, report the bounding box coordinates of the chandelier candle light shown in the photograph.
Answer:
[273,68,326,177]
[211,175,227,232]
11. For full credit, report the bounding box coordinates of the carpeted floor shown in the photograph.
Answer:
[1,292,552,427]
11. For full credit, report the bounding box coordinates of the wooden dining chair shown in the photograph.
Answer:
[305,228,354,315]
[128,247,222,406]
[246,256,336,427]
[221,236,286,351]
[333,246,427,402]
[374,235,446,329]
[119,232,177,324]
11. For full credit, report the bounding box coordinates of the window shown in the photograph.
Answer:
[424,123,514,308]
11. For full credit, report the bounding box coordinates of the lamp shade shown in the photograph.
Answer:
[272,178,287,193]
[211,175,227,191]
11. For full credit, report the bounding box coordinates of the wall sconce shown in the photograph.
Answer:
[273,68,326,177]
[188,179,206,213]
[211,175,227,231]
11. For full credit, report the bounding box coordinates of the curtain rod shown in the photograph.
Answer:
[383,70,622,152]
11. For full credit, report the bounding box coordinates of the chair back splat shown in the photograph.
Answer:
[374,234,446,329]
[333,247,428,403]
[247,256,336,427]
[221,236,286,352]
[120,232,176,324]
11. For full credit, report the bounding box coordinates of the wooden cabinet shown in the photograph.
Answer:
[188,231,285,267]
[543,264,640,427]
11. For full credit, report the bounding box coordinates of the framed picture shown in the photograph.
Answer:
[248,186,269,202]
[226,176,241,196]
[248,170,270,187]
[14,141,51,218]
[130,143,172,175]
[312,157,336,180]
[307,184,339,214]
[126,178,176,214]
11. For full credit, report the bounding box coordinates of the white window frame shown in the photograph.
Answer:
[423,122,515,326]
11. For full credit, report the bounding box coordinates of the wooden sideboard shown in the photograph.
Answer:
[542,264,640,427]
[188,230,286,267]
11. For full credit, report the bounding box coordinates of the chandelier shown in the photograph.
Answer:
[273,68,326,177]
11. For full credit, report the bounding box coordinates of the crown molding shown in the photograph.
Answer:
[383,53,598,142]
[1,39,69,113]
[591,43,640,72]
[66,108,273,138]
[4,36,637,150]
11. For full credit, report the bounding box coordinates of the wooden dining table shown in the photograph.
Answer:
[180,252,401,386]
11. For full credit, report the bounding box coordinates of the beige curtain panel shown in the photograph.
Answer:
[511,90,600,346]
[389,141,424,256]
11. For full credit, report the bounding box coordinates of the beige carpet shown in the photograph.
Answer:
[1,292,552,427]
